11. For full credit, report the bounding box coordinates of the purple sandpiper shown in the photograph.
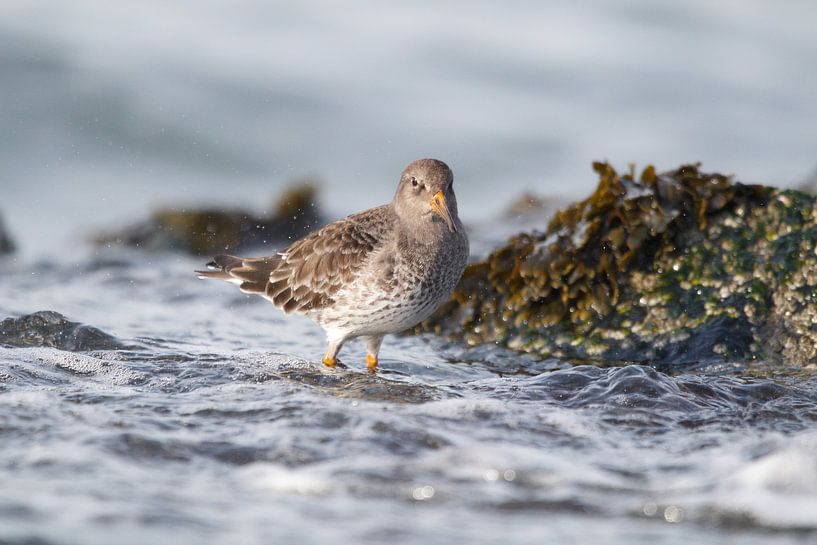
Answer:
[198,159,469,370]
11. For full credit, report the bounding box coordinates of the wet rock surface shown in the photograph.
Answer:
[0,311,124,351]
[0,212,15,255]
[93,182,322,255]
[420,162,817,368]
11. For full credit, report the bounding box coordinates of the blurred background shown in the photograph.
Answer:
[2,0,816,258]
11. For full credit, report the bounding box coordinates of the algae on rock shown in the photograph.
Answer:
[93,182,322,255]
[420,162,817,367]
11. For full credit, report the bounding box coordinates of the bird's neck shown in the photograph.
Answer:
[397,215,447,246]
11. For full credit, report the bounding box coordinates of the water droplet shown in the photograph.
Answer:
[412,485,435,500]
[664,505,683,523]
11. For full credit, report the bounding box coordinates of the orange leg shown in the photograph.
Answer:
[362,335,383,371]
[365,353,378,370]
[323,338,344,368]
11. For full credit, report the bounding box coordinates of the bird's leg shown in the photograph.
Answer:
[323,338,344,368]
[362,335,384,371]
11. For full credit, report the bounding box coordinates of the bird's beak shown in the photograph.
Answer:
[431,191,457,233]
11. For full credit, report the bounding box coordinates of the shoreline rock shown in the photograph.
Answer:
[0,311,124,351]
[93,182,322,255]
[419,162,817,368]
[0,212,15,255]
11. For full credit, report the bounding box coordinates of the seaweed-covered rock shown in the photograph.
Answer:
[93,182,322,255]
[0,212,15,255]
[420,162,817,367]
[0,311,123,351]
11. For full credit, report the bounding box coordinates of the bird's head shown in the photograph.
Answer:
[393,158,459,234]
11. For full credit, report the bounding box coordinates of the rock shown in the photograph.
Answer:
[502,192,561,218]
[93,182,322,255]
[419,162,817,368]
[0,212,15,255]
[0,311,124,351]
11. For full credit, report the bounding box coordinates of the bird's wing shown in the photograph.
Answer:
[267,205,395,313]
[199,205,395,314]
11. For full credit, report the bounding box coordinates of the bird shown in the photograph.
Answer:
[197,159,469,371]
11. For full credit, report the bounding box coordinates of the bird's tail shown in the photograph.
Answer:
[196,254,281,295]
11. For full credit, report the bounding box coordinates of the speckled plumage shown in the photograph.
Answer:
[198,159,469,369]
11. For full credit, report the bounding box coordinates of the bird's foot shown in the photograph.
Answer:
[322,355,337,368]
[365,353,378,371]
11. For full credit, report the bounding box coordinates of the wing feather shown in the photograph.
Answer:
[199,205,396,314]
[265,205,395,313]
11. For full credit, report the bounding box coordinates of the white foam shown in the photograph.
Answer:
[652,430,817,530]
[716,431,817,528]
[0,347,146,385]
[239,463,330,496]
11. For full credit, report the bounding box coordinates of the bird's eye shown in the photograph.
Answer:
[411,177,418,187]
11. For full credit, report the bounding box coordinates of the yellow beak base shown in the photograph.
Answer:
[430,191,457,233]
